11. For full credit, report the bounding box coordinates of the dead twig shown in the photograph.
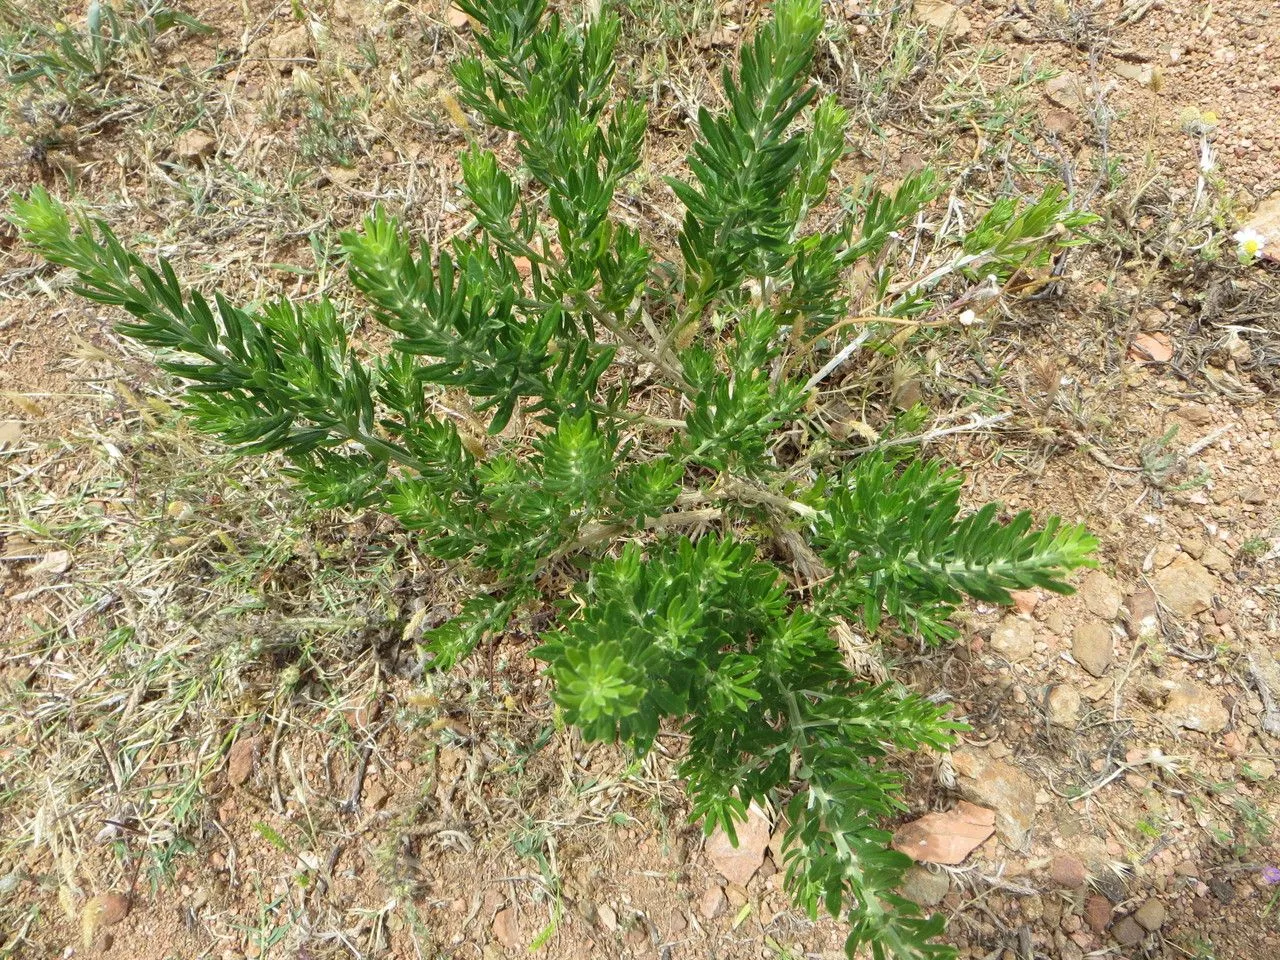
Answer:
[342,742,374,816]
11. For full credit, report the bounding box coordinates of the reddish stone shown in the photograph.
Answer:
[1085,895,1112,934]
[1049,855,1088,889]
[891,801,996,865]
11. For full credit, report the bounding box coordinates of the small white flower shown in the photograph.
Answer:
[1234,227,1266,260]
[958,309,977,327]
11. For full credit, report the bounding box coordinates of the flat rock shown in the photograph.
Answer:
[1125,587,1159,640]
[227,735,259,787]
[1152,543,1181,569]
[1134,898,1166,931]
[1201,545,1233,575]
[1049,855,1088,889]
[493,907,519,949]
[912,0,970,37]
[990,615,1035,662]
[891,800,995,865]
[266,25,312,69]
[951,749,1036,848]
[1176,402,1214,425]
[1010,589,1039,615]
[1163,680,1228,733]
[899,866,950,907]
[1114,61,1156,86]
[1072,620,1113,677]
[1152,554,1215,619]
[698,885,727,920]
[1129,331,1173,365]
[31,549,71,576]
[447,2,471,29]
[705,804,770,886]
[1113,915,1145,947]
[1078,571,1123,620]
[1045,72,1086,109]
[1084,894,1112,933]
[174,129,216,161]
[1046,685,1081,728]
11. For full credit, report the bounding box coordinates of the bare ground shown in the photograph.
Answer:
[2,1,1279,959]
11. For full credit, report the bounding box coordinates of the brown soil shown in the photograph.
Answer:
[2,1,1279,960]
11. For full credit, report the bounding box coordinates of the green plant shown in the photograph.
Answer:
[5,0,209,102]
[511,823,563,948]
[291,70,370,168]
[12,1,1097,956]
[1264,867,1280,928]
[1237,534,1271,564]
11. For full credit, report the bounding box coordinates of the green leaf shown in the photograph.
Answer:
[670,0,825,309]
[818,455,1097,642]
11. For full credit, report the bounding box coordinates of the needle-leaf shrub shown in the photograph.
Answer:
[13,1,1097,955]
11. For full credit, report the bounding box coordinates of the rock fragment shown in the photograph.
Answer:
[1235,191,1280,264]
[899,866,950,907]
[493,907,519,949]
[1049,855,1087,889]
[912,0,970,37]
[1152,555,1215,618]
[990,615,1035,662]
[1072,621,1113,677]
[1125,587,1158,640]
[1113,915,1145,946]
[1134,899,1166,932]
[950,749,1036,848]
[266,25,312,70]
[174,129,216,161]
[447,3,471,29]
[1084,894,1112,933]
[705,804,770,886]
[227,735,259,787]
[1163,680,1228,733]
[1078,571,1123,620]
[891,801,996,865]
[698,885,726,920]
[1046,685,1081,728]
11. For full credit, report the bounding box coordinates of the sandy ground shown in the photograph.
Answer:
[2,1,1279,958]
